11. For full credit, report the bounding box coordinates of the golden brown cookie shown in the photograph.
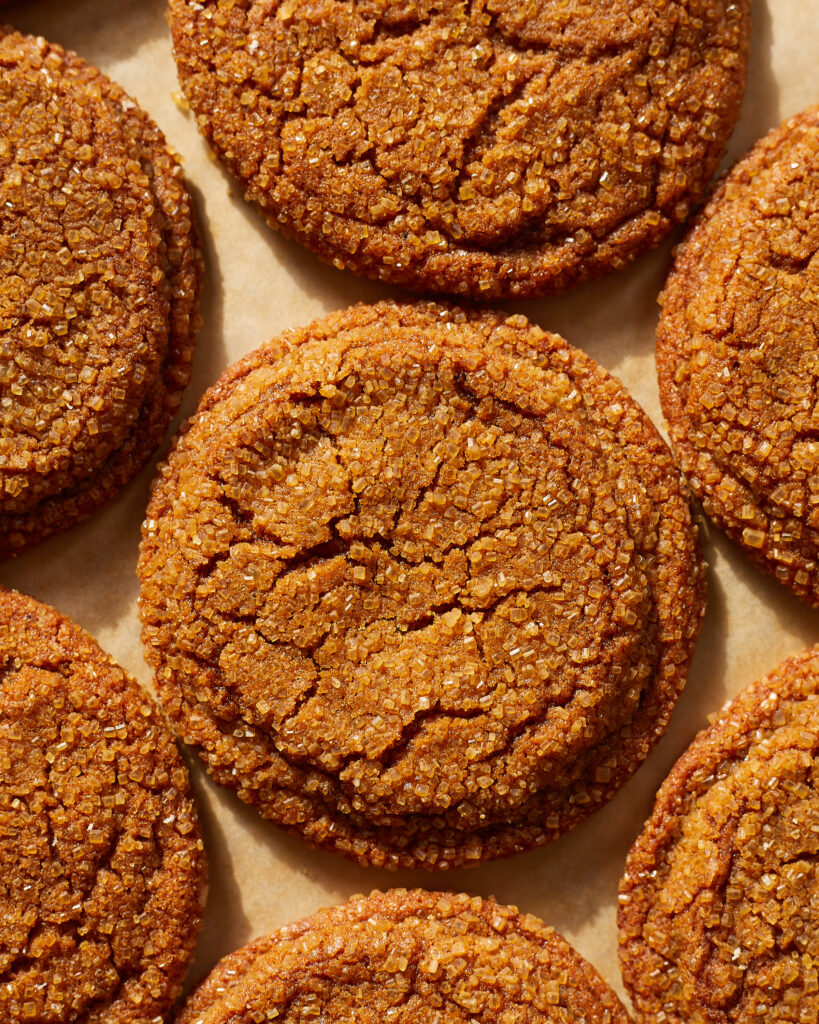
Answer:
[657,106,819,605]
[0,586,206,1023]
[176,889,631,1024]
[619,645,819,1024]
[0,29,202,558]
[169,0,749,300]
[138,300,705,869]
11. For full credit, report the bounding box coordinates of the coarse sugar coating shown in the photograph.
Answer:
[0,28,201,558]
[175,888,632,1024]
[619,645,819,1024]
[657,106,819,605]
[138,300,705,869]
[168,0,749,300]
[0,586,206,1023]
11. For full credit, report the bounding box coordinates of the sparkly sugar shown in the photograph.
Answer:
[0,588,205,1021]
[620,648,819,1024]
[138,300,704,870]
[176,890,630,1024]
[0,29,201,557]
[658,107,819,606]
[169,0,748,299]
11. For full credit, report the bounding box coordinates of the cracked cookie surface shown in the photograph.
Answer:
[0,586,206,1024]
[139,301,704,869]
[619,646,819,1024]
[657,106,819,605]
[169,0,749,299]
[0,29,201,557]
[176,888,631,1024]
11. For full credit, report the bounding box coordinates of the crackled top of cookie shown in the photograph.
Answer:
[657,107,819,604]
[177,889,631,1024]
[619,646,819,1024]
[139,301,704,869]
[0,29,200,556]
[0,587,205,1024]
[169,0,748,299]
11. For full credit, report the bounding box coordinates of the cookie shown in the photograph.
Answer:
[138,300,705,869]
[0,29,201,557]
[619,645,819,1024]
[0,586,206,1023]
[169,0,749,300]
[176,888,630,1024]
[657,107,819,605]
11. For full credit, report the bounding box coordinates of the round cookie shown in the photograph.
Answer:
[169,0,749,300]
[657,107,819,605]
[0,29,202,557]
[176,889,631,1024]
[619,645,819,1024]
[138,300,705,869]
[0,586,206,1023]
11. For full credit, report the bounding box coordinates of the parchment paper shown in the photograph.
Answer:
[3,0,818,1008]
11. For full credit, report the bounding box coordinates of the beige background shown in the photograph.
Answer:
[2,0,818,1010]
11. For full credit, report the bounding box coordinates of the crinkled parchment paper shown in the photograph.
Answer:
[3,0,818,1007]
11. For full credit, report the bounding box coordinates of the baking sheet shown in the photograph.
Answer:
[3,0,818,1007]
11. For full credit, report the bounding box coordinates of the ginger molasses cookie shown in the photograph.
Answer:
[176,889,631,1024]
[169,0,749,300]
[0,587,206,1023]
[0,29,201,557]
[657,107,819,605]
[619,646,819,1024]
[139,300,705,869]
